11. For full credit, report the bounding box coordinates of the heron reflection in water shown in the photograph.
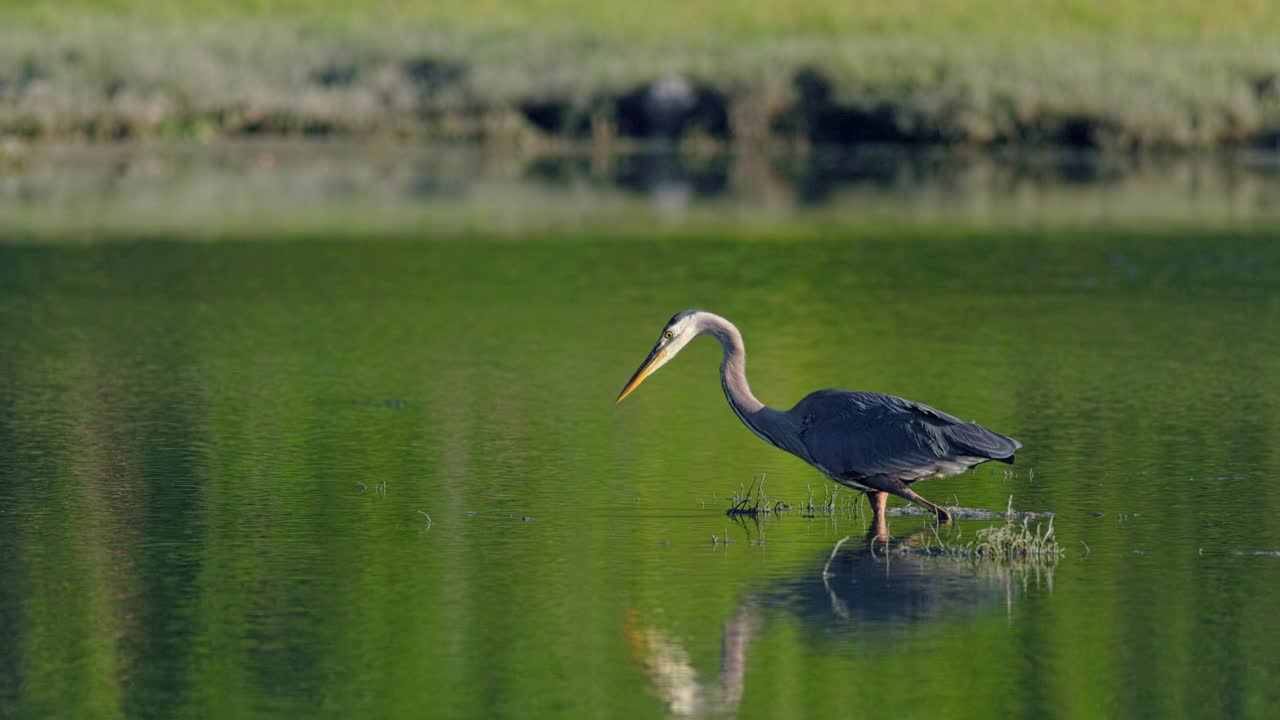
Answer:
[618,311,1021,533]
[625,526,1041,717]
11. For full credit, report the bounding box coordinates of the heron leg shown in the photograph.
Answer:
[865,491,889,542]
[870,491,888,518]
[895,486,953,525]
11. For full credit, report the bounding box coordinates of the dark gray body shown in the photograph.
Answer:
[786,389,1020,494]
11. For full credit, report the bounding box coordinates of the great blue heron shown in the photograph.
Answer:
[616,310,1021,525]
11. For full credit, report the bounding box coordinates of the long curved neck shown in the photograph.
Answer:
[701,315,765,416]
[698,314,800,454]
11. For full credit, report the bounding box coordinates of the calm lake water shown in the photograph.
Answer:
[2,146,1279,719]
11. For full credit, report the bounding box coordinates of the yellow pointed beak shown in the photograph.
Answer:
[616,347,667,403]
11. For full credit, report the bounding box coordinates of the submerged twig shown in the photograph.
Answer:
[711,526,738,546]
[822,536,851,578]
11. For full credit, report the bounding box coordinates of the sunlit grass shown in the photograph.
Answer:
[968,516,1063,560]
[900,498,1064,561]
[6,1,1280,42]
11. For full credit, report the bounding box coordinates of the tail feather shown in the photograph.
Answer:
[944,421,1021,463]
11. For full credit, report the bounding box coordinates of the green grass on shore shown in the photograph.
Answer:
[2,2,1280,147]
[10,1,1280,43]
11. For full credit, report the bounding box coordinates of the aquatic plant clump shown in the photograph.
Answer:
[893,499,1064,562]
[725,475,793,516]
[967,516,1063,560]
[725,484,1062,563]
[724,478,874,518]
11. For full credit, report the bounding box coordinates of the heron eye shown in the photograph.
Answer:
[664,331,674,340]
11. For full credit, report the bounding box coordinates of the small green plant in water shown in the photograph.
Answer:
[897,497,1063,562]
[793,484,864,518]
[725,474,793,516]
[970,496,1062,560]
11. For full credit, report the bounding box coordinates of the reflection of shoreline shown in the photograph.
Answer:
[627,527,1051,717]
[4,144,1280,240]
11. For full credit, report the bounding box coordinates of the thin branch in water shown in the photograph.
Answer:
[822,536,851,578]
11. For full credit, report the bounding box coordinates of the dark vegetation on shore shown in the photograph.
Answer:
[2,2,1280,149]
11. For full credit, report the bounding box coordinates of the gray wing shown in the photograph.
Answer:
[791,389,1021,482]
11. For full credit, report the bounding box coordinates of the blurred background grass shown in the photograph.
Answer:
[3,1,1279,147]
[11,1,1280,40]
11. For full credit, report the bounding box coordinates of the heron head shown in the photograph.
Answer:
[616,310,704,403]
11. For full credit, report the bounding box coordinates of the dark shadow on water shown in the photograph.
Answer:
[763,532,1013,633]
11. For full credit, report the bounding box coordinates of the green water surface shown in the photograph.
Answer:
[1,223,1279,719]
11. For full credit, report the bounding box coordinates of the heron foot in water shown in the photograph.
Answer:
[895,486,952,525]
[867,517,891,544]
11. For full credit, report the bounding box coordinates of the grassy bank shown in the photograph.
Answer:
[2,1,1280,148]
